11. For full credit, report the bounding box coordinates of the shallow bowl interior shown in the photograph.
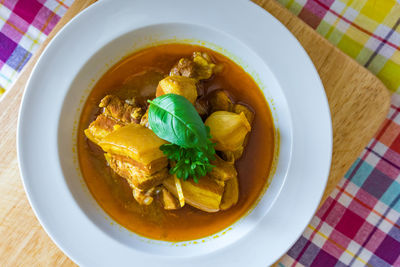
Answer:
[58,22,292,256]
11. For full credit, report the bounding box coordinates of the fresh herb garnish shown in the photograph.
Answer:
[148,94,208,148]
[148,94,215,182]
[160,129,215,183]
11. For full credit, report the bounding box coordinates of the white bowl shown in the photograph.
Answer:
[17,0,332,266]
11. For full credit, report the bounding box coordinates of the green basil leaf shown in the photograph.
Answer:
[148,94,208,148]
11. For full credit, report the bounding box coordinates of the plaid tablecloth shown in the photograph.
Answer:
[0,0,71,94]
[276,0,400,266]
[1,0,400,266]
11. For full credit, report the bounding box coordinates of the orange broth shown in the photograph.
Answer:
[77,44,275,241]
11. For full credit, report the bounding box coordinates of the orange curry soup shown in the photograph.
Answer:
[78,44,275,241]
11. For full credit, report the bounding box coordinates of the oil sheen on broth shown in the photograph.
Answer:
[78,44,275,241]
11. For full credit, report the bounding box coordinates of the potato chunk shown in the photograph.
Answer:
[156,76,198,104]
[208,90,233,113]
[205,111,251,152]
[99,124,167,166]
[163,176,224,213]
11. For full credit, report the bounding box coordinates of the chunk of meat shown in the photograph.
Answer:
[99,124,167,167]
[84,114,122,145]
[220,149,244,163]
[169,52,216,81]
[131,186,154,205]
[220,175,239,210]
[170,58,196,78]
[110,153,167,176]
[208,90,232,113]
[163,175,225,213]
[194,98,209,117]
[156,76,198,104]
[205,111,251,152]
[233,104,254,124]
[105,153,168,190]
[84,94,148,146]
[140,108,149,128]
[161,187,181,210]
[125,178,158,205]
[209,155,237,181]
[99,95,143,123]
[192,52,216,80]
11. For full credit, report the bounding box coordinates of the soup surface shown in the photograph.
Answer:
[78,44,275,241]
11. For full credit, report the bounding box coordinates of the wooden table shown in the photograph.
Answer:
[0,0,391,265]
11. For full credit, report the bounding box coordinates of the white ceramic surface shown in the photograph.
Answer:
[17,0,332,266]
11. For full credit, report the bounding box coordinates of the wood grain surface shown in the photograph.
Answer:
[0,0,390,265]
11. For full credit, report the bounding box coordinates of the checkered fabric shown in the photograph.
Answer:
[274,0,400,266]
[277,0,400,93]
[1,0,400,266]
[0,0,72,95]
[279,94,400,266]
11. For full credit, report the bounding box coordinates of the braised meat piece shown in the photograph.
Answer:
[130,185,156,206]
[170,58,196,78]
[163,175,225,213]
[105,153,168,191]
[100,95,143,124]
[140,108,150,128]
[161,187,181,210]
[220,175,239,210]
[233,104,254,124]
[170,52,216,81]
[192,52,216,80]
[97,124,169,200]
[209,155,237,181]
[98,124,167,169]
[208,90,233,113]
[194,98,209,117]
[84,114,122,145]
